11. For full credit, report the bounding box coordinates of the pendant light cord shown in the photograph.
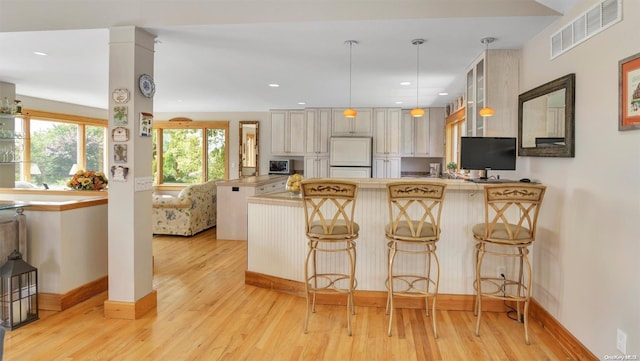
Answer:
[415,42,420,109]
[349,41,353,108]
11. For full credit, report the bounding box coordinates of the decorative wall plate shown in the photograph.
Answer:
[112,126,130,142]
[138,74,155,98]
[112,88,130,103]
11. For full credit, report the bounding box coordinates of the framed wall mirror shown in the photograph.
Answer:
[239,121,259,177]
[518,73,575,157]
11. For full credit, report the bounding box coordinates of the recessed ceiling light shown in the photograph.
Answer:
[268,83,280,88]
[439,92,449,96]
[395,101,403,104]
[400,81,411,86]
[33,51,48,56]
[298,102,306,105]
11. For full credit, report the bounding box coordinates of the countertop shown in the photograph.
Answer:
[216,175,288,187]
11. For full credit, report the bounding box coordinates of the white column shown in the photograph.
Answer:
[105,26,156,319]
[0,81,16,188]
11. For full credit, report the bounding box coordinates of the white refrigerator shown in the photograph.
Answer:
[329,137,372,178]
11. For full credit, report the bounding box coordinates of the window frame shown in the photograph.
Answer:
[153,118,229,189]
[445,107,466,167]
[20,109,108,184]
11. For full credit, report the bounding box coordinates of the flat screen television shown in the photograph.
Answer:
[459,137,516,179]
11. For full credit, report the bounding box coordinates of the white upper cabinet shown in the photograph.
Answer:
[428,108,445,158]
[304,108,331,156]
[271,110,305,156]
[465,49,519,137]
[373,108,401,157]
[401,109,429,157]
[401,108,445,158]
[331,108,373,136]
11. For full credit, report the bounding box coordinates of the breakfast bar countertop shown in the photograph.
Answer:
[216,175,288,188]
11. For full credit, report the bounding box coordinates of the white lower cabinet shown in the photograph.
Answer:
[216,177,287,241]
[373,157,401,178]
[304,157,329,178]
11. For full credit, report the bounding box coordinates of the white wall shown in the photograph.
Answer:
[520,0,639,357]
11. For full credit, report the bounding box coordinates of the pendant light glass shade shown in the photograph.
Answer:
[411,39,425,118]
[479,37,496,118]
[343,108,357,118]
[344,40,358,118]
[478,107,495,117]
[410,108,425,117]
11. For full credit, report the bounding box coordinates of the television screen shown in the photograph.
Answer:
[460,137,516,171]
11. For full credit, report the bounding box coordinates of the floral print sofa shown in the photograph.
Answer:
[152,180,219,236]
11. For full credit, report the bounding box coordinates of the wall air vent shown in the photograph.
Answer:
[550,0,621,59]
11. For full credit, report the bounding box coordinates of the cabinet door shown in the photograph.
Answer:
[429,108,445,158]
[317,157,329,178]
[374,108,400,156]
[331,108,372,136]
[386,109,401,155]
[305,109,330,155]
[270,111,287,155]
[304,157,318,178]
[413,110,430,157]
[387,158,401,178]
[331,109,353,136]
[400,110,414,156]
[466,67,475,137]
[288,111,306,155]
[352,108,373,136]
[373,109,388,156]
[373,158,387,178]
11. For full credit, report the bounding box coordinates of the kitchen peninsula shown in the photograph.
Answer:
[216,175,287,240]
[246,178,505,297]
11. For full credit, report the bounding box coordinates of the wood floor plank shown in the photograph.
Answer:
[2,228,575,361]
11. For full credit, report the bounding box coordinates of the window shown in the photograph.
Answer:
[445,108,466,167]
[19,110,108,188]
[153,119,228,186]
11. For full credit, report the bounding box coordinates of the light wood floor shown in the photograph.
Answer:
[3,228,573,360]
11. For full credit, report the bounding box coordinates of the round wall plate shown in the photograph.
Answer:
[138,74,156,98]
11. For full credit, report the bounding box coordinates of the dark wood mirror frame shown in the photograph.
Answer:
[239,121,259,177]
[518,73,575,157]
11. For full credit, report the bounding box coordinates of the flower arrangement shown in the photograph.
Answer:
[286,174,303,193]
[67,170,108,190]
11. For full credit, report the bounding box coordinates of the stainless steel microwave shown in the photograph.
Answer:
[268,159,295,174]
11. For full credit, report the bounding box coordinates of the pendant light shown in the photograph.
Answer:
[478,37,496,118]
[343,40,358,118]
[410,39,425,118]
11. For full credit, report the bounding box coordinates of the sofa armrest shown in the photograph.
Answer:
[152,195,190,209]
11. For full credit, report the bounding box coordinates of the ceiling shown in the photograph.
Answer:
[0,0,579,113]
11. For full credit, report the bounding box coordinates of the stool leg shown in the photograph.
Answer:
[475,243,485,337]
[311,244,318,313]
[350,240,357,316]
[430,246,440,338]
[522,246,532,345]
[386,241,398,337]
[473,242,481,317]
[345,239,358,336]
[303,242,314,333]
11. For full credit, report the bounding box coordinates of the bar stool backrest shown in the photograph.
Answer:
[301,179,359,240]
[481,184,547,243]
[386,181,447,242]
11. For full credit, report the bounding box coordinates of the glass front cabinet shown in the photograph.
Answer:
[465,49,520,138]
